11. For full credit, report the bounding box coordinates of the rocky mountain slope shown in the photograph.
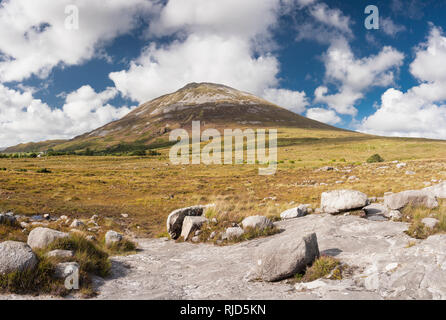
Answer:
[4,83,341,153]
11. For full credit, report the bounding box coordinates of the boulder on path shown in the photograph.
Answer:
[0,241,38,275]
[241,216,273,230]
[384,190,438,210]
[320,190,368,214]
[27,227,69,249]
[254,233,320,282]
[166,205,207,239]
[280,205,309,220]
[180,216,208,241]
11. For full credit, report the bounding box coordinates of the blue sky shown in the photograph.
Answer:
[1,0,446,147]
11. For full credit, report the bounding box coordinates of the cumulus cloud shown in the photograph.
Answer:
[0,84,134,147]
[360,26,446,139]
[306,107,341,124]
[0,0,155,82]
[381,17,406,37]
[110,0,305,106]
[263,88,309,113]
[314,38,404,116]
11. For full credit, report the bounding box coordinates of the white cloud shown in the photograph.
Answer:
[309,3,351,34]
[306,107,341,125]
[0,84,134,147]
[110,0,300,104]
[381,17,406,37]
[295,2,352,44]
[314,38,404,115]
[0,0,155,82]
[110,34,280,104]
[263,88,309,113]
[360,26,446,139]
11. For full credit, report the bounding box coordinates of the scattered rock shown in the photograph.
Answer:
[280,204,309,220]
[54,262,79,279]
[60,215,68,220]
[0,241,38,275]
[241,215,273,230]
[384,210,402,220]
[166,205,207,240]
[396,163,406,169]
[191,236,200,243]
[317,166,336,172]
[254,233,320,282]
[27,227,69,249]
[180,216,208,241]
[46,249,74,259]
[222,227,244,240]
[105,230,123,246]
[421,218,439,229]
[70,219,85,228]
[320,190,368,214]
[209,231,217,240]
[384,190,438,210]
[405,170,416,175]
[0,213,16,225]
[43,214,50,220]
[121,214,129,218]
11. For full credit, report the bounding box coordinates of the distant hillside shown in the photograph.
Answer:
[4,82,343,153]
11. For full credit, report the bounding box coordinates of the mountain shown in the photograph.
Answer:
[4,82,341,153]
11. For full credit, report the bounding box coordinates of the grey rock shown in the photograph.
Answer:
[423,182,446,199]
[384,190,438,210]
[222,227,244,240]
[385,210,402,220]
[180,216,208,241]
[241,216,273,230]
[422,218,439,229]
[54,262,79,279]
[166,205,207,240]
[320,190,368,214]
[363,203,388,216]
[0,213,16,225]
[0,241,37,275]
[280,204,309,219]
[70,219,84,228]
[209,231,217,240]
[191,236,200,243]
[254,233,319,282]
[27,227,69,249]
[46,249,74,259]
[105,230,123,246]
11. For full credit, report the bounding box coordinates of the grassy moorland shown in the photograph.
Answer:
[1,128,446,238]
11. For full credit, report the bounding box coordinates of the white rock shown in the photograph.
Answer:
[423,182,446,199]
[405,170,416,175]
[46,249,74,259]
[105,230,123,246]
[70,219,85,228]
[222,227,244,240]
[241,216,273,230]
[396,163,406,169]
[320,190,368,214]
[166,205,207,240]
[54,262,79,279]
[180,216,208,241]
[27,227,69,249]
[384,190,438,210]
[280,205,309,220]
[422,218,439,229]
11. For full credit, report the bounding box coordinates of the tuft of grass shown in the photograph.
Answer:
[402,200,446,239]
[47,234,111,277]
[367,154,384,163]
[294,256,342,283]
[0,254,68,296]
[105,238,137,255]
[36,168,52,173]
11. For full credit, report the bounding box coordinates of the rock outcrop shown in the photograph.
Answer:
[384,190,438,210]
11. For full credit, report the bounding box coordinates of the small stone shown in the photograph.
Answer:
[121,214,129,218]
[209,231,217,239]
[46,249,74,259]
[70,219,85,228]
[241,216,273,230]
[222,227,244,240]
[191,236,200,243]
[422,218,439,229]
[54,262,79,279]
[396,163,406,168]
